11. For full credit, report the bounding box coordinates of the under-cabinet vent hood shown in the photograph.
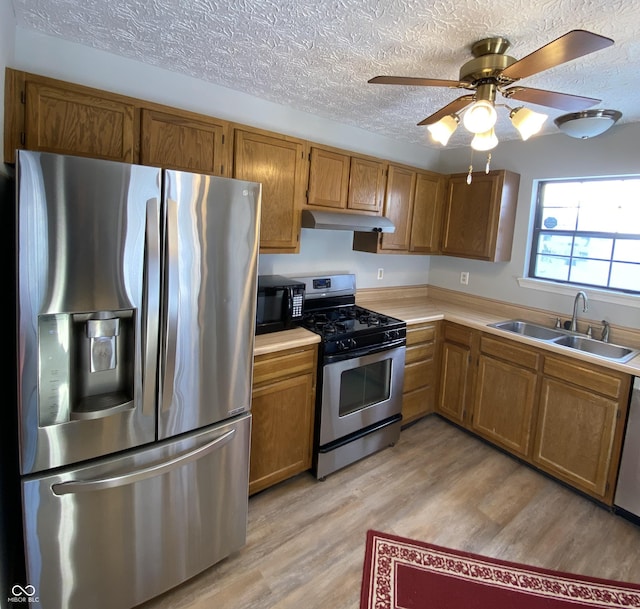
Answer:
[301,210,395,233]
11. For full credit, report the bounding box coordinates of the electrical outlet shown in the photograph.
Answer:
[460,271,469,285]
[377,268,384,280]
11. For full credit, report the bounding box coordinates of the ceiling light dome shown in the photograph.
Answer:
[554,109,622,139]
[463,100,497,134]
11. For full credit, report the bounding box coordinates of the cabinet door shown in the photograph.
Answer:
[532,377,619,500]
[438,341,470,425]
[348,156,386,213]
[410,171,445,253]
[472,354,538,456]
[233,128,307,253]
[441,173,499,259]
[441,170,519,261]
[140,108,228,175]
[380,164,416,251]
[307,147,350,209]
[249,372,315,495]
[24,80,136,162]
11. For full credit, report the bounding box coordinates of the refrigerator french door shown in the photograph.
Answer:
[15,151,261,609]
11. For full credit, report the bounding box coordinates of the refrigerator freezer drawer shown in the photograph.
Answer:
[21,414,251,609]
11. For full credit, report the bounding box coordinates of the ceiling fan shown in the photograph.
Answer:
[369,30,614,142]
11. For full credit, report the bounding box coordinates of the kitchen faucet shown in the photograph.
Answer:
[570,291,588,332]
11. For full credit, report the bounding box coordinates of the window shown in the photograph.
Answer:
[529,177,640,294]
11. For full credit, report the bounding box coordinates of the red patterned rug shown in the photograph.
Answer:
[360,530,640,609]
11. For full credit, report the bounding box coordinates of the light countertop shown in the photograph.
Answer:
[254,295,640,376]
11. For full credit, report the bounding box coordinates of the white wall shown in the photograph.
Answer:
[432,124,640,328]
[0,0,15,176]
[10,28,433,288]
[5,28,640,305]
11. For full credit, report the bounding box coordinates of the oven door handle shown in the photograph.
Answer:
[323,339,406,364]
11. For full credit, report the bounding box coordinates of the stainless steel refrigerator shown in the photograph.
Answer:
[14,150,261,609]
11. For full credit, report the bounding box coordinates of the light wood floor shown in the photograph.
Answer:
[139,415,640,609]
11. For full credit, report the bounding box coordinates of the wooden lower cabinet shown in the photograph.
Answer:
[436,327,632,505]
[402,321,439,425]
[471,335,540,457]
[249,345,317,495]
[437,323,476,425]
[532,355,631,503]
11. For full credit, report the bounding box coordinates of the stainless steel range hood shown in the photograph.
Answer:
[301,210,395,233]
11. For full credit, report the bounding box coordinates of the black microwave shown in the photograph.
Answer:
[255,275,305,335]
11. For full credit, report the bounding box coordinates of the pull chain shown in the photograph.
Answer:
[467,149,474,185]
[485,153,492,174]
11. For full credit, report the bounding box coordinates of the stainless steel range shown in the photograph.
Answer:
[292,273,406,479]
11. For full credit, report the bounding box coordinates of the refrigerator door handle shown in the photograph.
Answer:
[161,198,179,413]
[143,198,161,417]
[51,428,236,495]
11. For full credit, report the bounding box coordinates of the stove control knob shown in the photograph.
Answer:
[337,340,347,351]
[348,338,357,348]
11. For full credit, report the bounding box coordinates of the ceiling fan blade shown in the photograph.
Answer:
[501,30,614,81]
[417,95,474,125]
[369,76,465,88]
[503,86,600,111]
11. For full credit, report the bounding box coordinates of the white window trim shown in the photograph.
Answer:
[517,277,640,308]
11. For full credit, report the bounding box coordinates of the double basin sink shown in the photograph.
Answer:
[488,320,639,364]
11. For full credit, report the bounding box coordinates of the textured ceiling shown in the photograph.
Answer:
[10,0,640,149]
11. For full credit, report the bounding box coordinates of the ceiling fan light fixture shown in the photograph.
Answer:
[427,114,459,145]
[554,109,622,139]
[510,107,548,140]
[463,100,497,134]
[471,128,499,151]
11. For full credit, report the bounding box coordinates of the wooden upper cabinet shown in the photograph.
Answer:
[140,108,229,176]
[379,164,416,251]
[232,127,308,254]
[353,165,446,254]
[307,145,386,214]
[307,146,350,209]
[348,155,386,213]
[410,171,446,253]
[5,69,137,163]
[441,169,520,261]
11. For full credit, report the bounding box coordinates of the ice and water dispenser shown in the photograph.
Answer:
[38,309,135,425]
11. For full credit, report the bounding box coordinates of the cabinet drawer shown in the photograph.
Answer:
[480,335,540,370]
[253,346,316,386]
[405,343,435,365]
[404,360,435,393]
[406,323,437,346]
[443,323,474,347]
[543,355,627,399]
[403,385,435,422]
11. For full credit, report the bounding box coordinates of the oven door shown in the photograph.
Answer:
[319,344,405,446]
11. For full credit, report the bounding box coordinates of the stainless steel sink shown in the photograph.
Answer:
[488,319,640,363]
[552,335,639,363]
[488,320,567,341]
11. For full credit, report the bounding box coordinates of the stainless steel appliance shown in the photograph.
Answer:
[293,273,406,479]
[255,274,305,334]
[615,377,640,523]
[14,151,261,609]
